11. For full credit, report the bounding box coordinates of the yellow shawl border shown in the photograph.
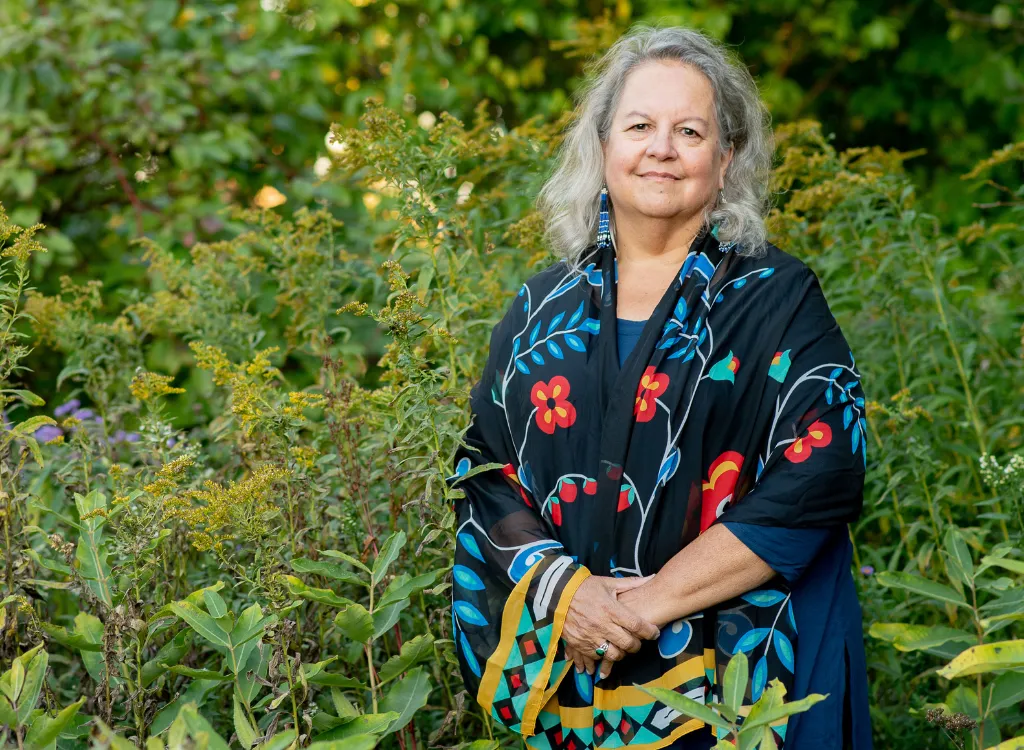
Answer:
[475,560,592,733]
[520,566,591,735]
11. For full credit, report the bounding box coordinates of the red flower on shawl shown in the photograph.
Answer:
[530,376,576,434]
[785,420,832,463]
[700,451,744,532]
[501,463,532,507]
[634,366,670,423]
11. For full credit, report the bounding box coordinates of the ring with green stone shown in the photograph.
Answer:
[594,641,610,658]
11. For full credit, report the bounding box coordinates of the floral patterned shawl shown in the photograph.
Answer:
[449,229,867,749]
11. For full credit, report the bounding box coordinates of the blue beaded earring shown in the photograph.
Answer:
[596,185,612,251]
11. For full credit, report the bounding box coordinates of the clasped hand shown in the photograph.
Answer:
[562,575,659,680]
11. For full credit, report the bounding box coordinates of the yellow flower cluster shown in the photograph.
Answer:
[284,391,326,418]
[130,371,186,403]
[142,455,194,496]
[289,445,319,470]
[166,464,288,552]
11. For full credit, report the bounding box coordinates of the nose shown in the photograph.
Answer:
[645,126,676,160]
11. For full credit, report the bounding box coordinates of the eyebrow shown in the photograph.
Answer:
[624,111,709,128]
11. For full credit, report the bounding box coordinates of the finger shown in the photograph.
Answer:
[583,655,596,675]
[603,624,642,654]
[599,657,615,681]
[599,643,626,663]
[612,575,653,594]
[610,605,660,641]
[566,646,585,674]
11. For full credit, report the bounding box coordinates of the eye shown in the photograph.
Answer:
[680,127,698,137]
[630,123,650,132]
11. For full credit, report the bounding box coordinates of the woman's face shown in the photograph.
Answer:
[602,60,731,229]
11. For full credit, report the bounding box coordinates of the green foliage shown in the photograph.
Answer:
[1,92,1023,750]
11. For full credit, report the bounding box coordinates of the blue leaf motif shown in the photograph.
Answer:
[454,600,488,627]
[715,293,724,303]
[825,386,834,405]
[453,565,485,591]
[455,457,471,477]
[756,455,765,481]
[830,368,843,381]
[852,424,861,454]
[693,317,702,335]
[674,298,688,319]
[546,341,564,360]
[550,277,582,300]
[459,632,481,677]
[733,278,747,289]
[657,448,681,486]
[515,360,530,375]
[567,301,585,328]
[698,329,707,347]
[734,628,771,653]
[579,318,600,334]
[512,338,521,356]
[574,665,594,701]
[658,337,679,350]
[843,405,853,429]
[529,321,542,346]
[788,600,797,634]
[564,334,587,352]
[774,631,795,673]
[547,312,565,335]
[752,655,768,701]
[683,350,696,363]
[458,533,485,563]
[741,590,787,607]
[759,268,775,278]
[530,351,545,366]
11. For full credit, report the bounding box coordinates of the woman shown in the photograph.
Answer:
[450,25,871,750]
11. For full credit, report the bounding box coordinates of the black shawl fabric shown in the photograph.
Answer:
[449,231,866,749]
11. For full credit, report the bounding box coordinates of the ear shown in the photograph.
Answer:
[719,145,734,189]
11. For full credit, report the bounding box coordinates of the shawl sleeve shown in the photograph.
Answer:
[449,295,591,737]
[717,269,867,528]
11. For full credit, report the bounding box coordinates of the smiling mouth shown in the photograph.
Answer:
[640,173,679,180]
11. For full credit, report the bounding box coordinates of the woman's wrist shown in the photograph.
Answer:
[618,576,675,629]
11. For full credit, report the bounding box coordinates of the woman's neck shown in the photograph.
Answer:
[611,211,705,269]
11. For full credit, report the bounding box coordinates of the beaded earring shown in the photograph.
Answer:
[596,185,612,251]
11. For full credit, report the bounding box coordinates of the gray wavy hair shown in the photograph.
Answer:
[536,25,774,266]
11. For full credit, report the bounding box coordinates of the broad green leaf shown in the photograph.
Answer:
[985,671,1024,714]
[230,603,275,651]
[372,600,409,640]
[149,680,220,736]
[380,667,431,734]
[16,647,47,725]
[236,640,270,707]
[330,688,359,718]
[980,556,1024,576]
[301,657,339,682]
[377,571,441,610]
[722,651,749,718]
[868,623,976,652]
[74,612,107,685]
[204,590,228,619]
[177,703,231,750]
[259,729,297,750]
[9,415,56,437]
[938,641,1024,679]
[165,665,232,681]
[37,622,102,652]
[169,601,231,648]
[876,571,967,608]
[23,698,85,749]
[234,695,259,749]
[311,713,399,742]
[283,576,357,609]
[372,531,407,586]
[309,738,378,750]
[984,737,1024,750]
[378,634,435,683]
[306,673,365,689]
[741,692,828,731]
[74,491,113,607]
[4,389,44,407]
[321,550,371,574]
[943,527,974,586]
[334,603,374,643]
[141,631,193,688]
[742,679,786,735]
[638,686,732,731]
[291,558,367,588]
[92,720,138,750]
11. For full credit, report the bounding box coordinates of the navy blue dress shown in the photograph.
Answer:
[618,319,871,750]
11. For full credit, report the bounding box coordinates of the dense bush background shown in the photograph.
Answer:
[0,2,1022,749]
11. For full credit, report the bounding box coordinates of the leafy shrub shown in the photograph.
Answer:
[1,101,1022,749]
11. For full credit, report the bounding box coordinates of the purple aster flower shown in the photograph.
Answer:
[71,408,95,421]
[860,565,874,576]
[109,429,127,444]
[34,425,63,443]
[167,437,177,448]
[125,432,141,442]
[54,399,81,417]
